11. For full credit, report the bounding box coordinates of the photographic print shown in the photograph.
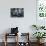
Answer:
[11,8,24,17]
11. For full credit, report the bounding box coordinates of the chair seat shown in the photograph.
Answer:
[6,33,17,36]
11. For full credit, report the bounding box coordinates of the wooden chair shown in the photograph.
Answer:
[20,33,30,46]
[4,33,18,46]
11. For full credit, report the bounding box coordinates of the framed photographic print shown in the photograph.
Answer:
[36,0,46,26]
[37,0,46,18]
[11,8,24,17]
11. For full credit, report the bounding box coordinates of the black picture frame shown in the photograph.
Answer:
[11,8,24,17]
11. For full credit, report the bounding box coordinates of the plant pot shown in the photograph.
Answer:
[40,38,45,43]
[37,39,40,43]
[37,39,45,44]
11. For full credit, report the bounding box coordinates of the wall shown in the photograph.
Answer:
[0,0,36,42]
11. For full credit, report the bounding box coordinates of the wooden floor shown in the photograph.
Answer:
[0,42,46,46]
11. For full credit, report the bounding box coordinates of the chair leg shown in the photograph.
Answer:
[4,41,7,46]
[16,34,18,46]
[4,33,7,46]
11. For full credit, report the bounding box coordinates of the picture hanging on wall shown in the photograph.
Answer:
[11,8,24,17]
[37,0,46,18]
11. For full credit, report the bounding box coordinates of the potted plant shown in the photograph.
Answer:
[32,24,45,30]
[40,26,45,29]
[32,25,39,30]
[33,32,46,43]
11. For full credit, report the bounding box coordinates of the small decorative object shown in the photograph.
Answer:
[11,27,18,34]
[11,8,24,17]
[19,42,26,46]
